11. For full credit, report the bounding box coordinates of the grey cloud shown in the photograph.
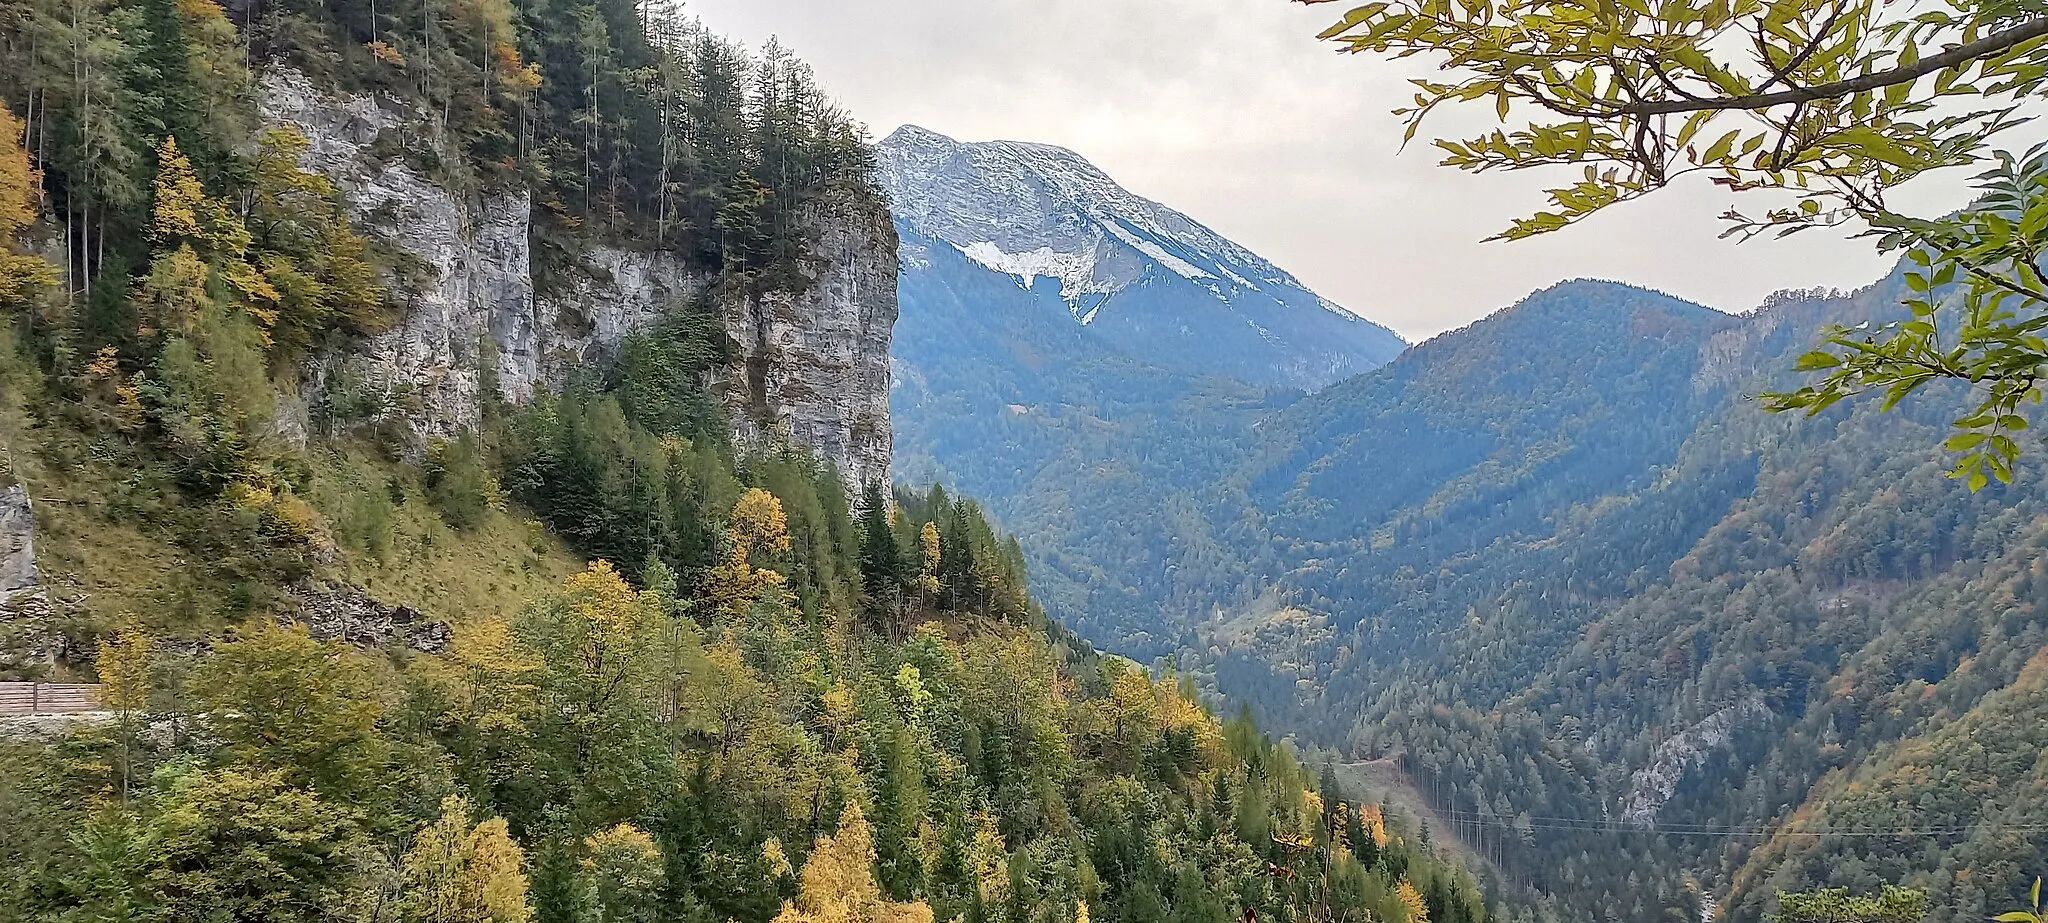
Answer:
[689,0,1971,341]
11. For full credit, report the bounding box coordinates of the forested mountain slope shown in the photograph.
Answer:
[1184,271,2048,923]
[890,227,1293,646]
[884,129,1410,646]
[893,211,2048,922]
[0,4,1487,923]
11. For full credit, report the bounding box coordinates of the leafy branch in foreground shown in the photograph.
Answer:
[1764,145,2048,489]
[1302,0,2048,484]
[1997,877,2047,923]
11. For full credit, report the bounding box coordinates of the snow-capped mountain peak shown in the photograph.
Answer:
[878,125,1407,390]
[880,126,1325,312]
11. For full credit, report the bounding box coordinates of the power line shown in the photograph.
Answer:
[1387,803,2048,839]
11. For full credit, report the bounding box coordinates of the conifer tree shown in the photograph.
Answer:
[858,480,901,596]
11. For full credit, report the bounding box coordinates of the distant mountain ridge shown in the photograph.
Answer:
[882,119,2048,923]
[879,125,1405,390]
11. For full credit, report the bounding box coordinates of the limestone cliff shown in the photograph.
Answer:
[258,69,896,491]
[0,486,38,608]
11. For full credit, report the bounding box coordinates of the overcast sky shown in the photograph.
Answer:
[686,0,1974,342]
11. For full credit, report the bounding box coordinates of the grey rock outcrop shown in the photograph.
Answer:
[715,186,898,491]
[258,68,894,488]
[0,485,37,604]
[0,483,56,677]
[283,581,453,654]
[1622,695,1771,826]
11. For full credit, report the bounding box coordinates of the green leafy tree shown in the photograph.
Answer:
[1306,0,2048,483]
[59,809,155,923]
[579,824,663,923]
[144,767,370,923]
[190,622,389,800]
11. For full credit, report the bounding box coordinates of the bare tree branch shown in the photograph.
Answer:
[1619,17,2048,115]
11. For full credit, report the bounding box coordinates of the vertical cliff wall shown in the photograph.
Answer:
[715,185,898,493]
[258,69,895,490]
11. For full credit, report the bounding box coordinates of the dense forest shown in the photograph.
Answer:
[900,263,2048,923]
[0,1,1491,923]
[0,429,1482,923]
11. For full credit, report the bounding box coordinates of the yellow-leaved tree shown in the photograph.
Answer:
[706,488,794,620]
[141,136,277,342]
[0,100,53,306]
[247,127,386,349]
[580,824,664,923]
[1397,881,1431,923]
[399,795,533,923]
[526,560,662,718]
[94,615,154,802]
[771,803,935,923]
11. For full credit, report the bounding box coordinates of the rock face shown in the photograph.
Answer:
[715,187,899,491]
[0,483,55,677]
[0,486,36,605]
[1621,695,1771,826]
[258,69,895,490]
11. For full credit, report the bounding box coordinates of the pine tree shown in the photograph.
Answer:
[858,480,901,597]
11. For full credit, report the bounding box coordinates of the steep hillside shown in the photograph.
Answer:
[1189,270,2048,923]
[0,5,1496,923]
[891,220,2048,922]
[890,227,1287,646]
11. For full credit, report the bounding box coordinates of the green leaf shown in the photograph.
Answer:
[1700,129,1741,164]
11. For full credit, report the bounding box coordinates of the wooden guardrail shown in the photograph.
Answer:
[0,682,104,715]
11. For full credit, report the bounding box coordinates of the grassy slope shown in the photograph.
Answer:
[0,332,580,669]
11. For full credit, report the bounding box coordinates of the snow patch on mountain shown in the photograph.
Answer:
[1101,221,1217,283]
[955,241,1107,301]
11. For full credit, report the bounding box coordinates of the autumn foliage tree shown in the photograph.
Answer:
[0,101,53,306]
[772,803,935,923]
[401,796,534,923]
[706,487,795,620]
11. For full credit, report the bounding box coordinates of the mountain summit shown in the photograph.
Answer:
[878,125,1405,390]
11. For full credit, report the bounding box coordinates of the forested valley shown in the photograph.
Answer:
[0,0,1488,922]
[5,0,2048,919]
[898,262,2048,923]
